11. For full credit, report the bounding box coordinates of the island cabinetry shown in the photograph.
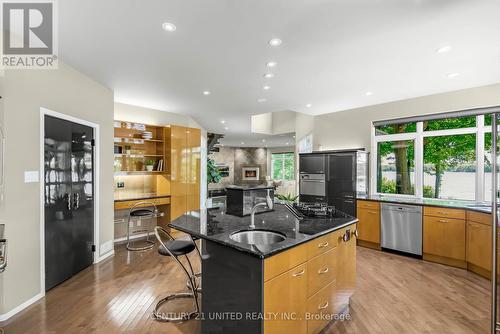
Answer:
[263,223,357,334]
[356,200,380,249]
[423,207,466,269]
[466,211,492,279]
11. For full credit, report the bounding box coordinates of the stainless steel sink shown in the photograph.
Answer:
[229,230,286,245]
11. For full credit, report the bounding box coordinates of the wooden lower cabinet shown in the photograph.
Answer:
[306,281,336,334]
[263,224,357,334]
[264,263,308,334]
[467,219,492,279]
[356,201,380,249]
[423,215,466,268]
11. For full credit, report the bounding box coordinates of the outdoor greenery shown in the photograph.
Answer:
[377,116,485,199]
[207,158,222,184]
[272,153,294,181]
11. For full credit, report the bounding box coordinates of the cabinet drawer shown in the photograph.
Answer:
[424,206,465,220]
[357,200,380,210]
[307,233,335,260]
[467,211,491,226]
[306,281,336,334]
[264,242,308,282]
[423,216,465,261]
[467,221,492,271]
[114,197,170,210]
[307,248,337,297]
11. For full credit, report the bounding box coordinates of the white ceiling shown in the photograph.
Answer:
[218,132,296,148]
[59,0,500,144]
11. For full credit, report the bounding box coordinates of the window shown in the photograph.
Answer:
[423,134,476,200]
[373,114,494,201]
[375,122,416,136]
[377,140,415,195]
[272,153,294,181]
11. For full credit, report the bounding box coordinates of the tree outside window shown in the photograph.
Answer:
[272,153,294,181]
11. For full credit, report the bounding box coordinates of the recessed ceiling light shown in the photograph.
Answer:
[267,61,277,68]
[203,90,211,95]
[306,104,312,108]
[436,45,452,54]
[263,73,274,79]
[224,126,229,130]
[262,139,266,142]
[286,142,289,145]
[162,22,177,32]
[293,135,296,138]
[269,38,282,47]
[365,91,373,96]
[263,85,271,90]
[241,142,245,145]
[221,120,225,124]
[447,72,460,78]
[257,98,267,103]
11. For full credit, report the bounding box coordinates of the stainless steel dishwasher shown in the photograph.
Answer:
[381,203,422,256]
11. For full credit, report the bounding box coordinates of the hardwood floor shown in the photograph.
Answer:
[0,245,490,334]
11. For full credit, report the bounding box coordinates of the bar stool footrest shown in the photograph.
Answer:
[153,292,199,323]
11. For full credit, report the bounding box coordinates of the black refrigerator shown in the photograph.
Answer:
[299,150,369,216]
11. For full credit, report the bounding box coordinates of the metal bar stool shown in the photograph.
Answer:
[187,235,202,293]
[153,226,200,322]
[126,202,157,251]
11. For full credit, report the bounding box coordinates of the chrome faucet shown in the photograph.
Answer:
[249,190,274,229]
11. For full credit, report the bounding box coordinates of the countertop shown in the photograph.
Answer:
[114,192,171,202]
[226,185,275,191]
[358,194,491,213]
[169,204,358,259]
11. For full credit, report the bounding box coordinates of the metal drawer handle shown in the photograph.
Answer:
[318,242,329,248]
[368,211,378,214]
[318,267,329,274]
[353,230,359,238]
[438,220,448,223]
[318,301,329,310]
[292,269,305,277]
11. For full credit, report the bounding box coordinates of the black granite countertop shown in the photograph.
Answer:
[226,185,275,191]
[358,195,491,213]
[169,204,358,259]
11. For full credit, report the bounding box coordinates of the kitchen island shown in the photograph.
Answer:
[170,204,358,334]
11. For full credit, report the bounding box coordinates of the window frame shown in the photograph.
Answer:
[371,115,489,201]
[271,152,295,181]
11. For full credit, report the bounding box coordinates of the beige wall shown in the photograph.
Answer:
[0,63,114,317]
[312,83,500,152]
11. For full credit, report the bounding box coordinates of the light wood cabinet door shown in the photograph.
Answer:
[467,221,492,271]
[306,281,336,334]
[264,263,308,334]
[356,207,380,244]
[335,226,356,314]
[307,248,337,297]
[186,127,201,212]
[423,216,465,261]
[170,125,188,220]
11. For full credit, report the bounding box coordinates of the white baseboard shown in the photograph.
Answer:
[95,250,115,264]
[0,292,44,322]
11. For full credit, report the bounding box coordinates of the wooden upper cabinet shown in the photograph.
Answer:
[356,200,380,245]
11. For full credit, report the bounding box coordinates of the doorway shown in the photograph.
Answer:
[43,113,95,291]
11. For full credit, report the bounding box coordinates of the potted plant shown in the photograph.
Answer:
[275,193,299,204]
[207,158,222,184]
[145,159,155,171]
